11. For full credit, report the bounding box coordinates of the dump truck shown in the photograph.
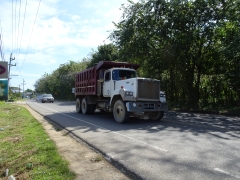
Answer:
[74,61,168,123]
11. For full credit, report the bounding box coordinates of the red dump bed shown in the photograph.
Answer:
[75,61,139,96]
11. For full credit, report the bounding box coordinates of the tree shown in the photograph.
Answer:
[110,0,240,109]
[34,60,89,100]
[87,43,119,68]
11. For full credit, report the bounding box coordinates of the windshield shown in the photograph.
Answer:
[44,94,53,97]
[112,70,136,80]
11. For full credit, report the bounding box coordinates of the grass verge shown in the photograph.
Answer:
[0,102,76,180]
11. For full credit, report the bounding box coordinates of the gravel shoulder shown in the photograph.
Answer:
[15,101,131,180]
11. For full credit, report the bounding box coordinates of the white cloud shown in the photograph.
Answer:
[1,0,139,90]
[16,52,57,67]
[71,15,81,21]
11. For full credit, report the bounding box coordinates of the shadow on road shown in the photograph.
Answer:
[42,109,240,141]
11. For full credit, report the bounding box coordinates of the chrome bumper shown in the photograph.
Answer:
[126,102,168,112]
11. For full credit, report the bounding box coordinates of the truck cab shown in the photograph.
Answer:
[102,68,136,98]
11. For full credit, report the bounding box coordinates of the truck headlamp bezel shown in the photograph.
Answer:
[125,91,133,96]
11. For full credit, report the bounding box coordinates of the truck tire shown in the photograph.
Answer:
[81,98,90,114]
[113,100,129,123]
[76,98,82,113]
[149,111,164,121]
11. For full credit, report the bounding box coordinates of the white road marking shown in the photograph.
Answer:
[214,168,240,179]
[33,102,168,152]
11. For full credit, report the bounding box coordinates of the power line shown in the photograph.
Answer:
[15,0,27,81]
[18,0,28,60]
[9,0,22,80]
[0,20,5,61]
[12,0,14,52]
[0,33,3,61]
[20,0,42,72]
[14,0,17,56]
[0,24,3,61]
[16,0,22,61]
[7,0,42,90]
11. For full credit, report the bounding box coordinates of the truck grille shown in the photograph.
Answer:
[137,79,160,100]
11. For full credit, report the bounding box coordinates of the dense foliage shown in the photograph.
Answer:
[34,60,89,100]
[110,0,240,111]
[34,0,239,113]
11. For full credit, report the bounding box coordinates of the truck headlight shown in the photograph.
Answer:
[125,91,133,96]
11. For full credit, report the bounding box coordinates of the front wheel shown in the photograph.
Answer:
[149,111,164,121]
[113,100,129,123]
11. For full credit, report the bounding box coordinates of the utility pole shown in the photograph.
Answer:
[22,79,26,98]
[9,53,16,78]
[8,53,16,101]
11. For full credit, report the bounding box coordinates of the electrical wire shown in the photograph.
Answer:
[14,0,17,56]
[0,22,2,60]
[8,0,24,85]
[18,0,28,60]
[0,34,3,61]
[20,0,42,72]
[0,20,5,61]
[12,0,14,53]
[14,0,27,80]
[7,0,42,89]
[16,0,22,62]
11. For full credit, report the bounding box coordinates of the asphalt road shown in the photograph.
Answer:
[26,99,240,180]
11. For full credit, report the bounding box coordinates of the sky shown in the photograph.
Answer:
[0,0,138,91]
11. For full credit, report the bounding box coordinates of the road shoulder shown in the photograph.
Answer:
[15,101,130,180]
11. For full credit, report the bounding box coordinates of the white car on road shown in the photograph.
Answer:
[37,94,54,103]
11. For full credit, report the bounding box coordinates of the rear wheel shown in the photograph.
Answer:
[149,111,164,121]
[81,98,90,114]
[113,100,129,123]
[76,98,82,113]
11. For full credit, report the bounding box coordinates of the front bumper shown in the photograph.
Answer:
[43,98,54,102]
[126,102,168,113]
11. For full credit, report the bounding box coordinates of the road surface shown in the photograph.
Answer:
[26,99,240,180]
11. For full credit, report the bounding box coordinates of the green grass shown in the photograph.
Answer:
[0,102,76,180]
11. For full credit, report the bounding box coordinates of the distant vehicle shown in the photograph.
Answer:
[38,94,54,103]
[36,94,43,101]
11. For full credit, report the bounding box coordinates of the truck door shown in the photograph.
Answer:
[103,71,111,97]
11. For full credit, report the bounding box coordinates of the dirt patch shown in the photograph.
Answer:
[15,101,131,180]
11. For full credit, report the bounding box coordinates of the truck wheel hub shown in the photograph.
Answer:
[116,106,122,116]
